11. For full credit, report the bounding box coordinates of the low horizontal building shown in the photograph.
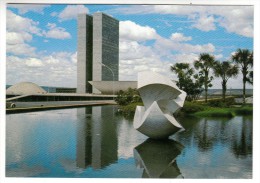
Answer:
[6,82,114,102]
[89,81,137,94]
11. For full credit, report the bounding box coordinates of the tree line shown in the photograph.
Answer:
[171,48,253,103]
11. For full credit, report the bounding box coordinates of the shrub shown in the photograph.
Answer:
[207,97,235,108]
[115,88,142,106]
[117,102,143,119]
[181,101,208,113]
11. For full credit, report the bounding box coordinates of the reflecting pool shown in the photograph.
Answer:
[6,105,252,178]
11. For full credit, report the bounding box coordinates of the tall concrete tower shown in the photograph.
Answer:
[77,13,119,93]
[77,14,93,93]
[92,12,119,82]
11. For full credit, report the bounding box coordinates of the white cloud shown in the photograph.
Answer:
[58,5,89,21]
[46,23,56,29]
[45,56,60,64]
[119,37,178,81]
[215,54,223,60]
[7,43,36,57]
[119,40,155,60]
[119,40,176,81]
[155,37,215,54]
[6,52,77,87]
[191,14,216,32]
[112,5,253,37]
[8,4,50,14]
[110,5,201,15]
[171,53,199,64]
[170,32,192,42]
[7,10,42,36]
[6,10,41,56]
[214,7,253,37]
[118,20,217,81]
[43,23,71,39]
[71,52,77,63]
[119,57,173,81]
[25,58,44,67]
[120,20,158,41]
[6,8,72,60]
[6,32,32,45]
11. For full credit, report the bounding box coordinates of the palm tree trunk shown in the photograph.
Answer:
[243,78,246,104]
[243,70,247,104]
[205,85,208,103]
[205,73,208,103]
[222,81,227,102]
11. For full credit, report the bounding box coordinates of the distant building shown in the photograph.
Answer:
[77,12,119,94]
[6,82,47,95]
[55,87,76,93]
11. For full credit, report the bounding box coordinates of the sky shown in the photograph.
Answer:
[6,4,254,89]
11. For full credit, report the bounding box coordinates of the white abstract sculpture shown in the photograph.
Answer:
[134,71,186,139]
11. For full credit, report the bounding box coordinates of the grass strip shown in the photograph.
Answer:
[193,109,235,118]
[232,107,253,115]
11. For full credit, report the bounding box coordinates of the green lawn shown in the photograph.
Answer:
[184,102,253,117]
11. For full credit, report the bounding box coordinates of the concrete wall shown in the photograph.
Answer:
[92,13,102,82]
[77,14,93,93]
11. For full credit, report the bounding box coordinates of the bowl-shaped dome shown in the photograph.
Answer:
[6,82,47,95]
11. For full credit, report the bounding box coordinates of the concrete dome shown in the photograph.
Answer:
[6,82,47,95]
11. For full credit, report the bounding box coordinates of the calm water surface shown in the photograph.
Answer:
[6,105,252,178]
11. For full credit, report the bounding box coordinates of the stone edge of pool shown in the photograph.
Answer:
[6,101,117,114]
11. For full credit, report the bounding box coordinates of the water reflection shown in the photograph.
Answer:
[231,116,253,158]
[6,106,252,178]
[173,116,252,178]
[175,116,253,158]
[76,106,118,169]
[134,139,184,178]
[197,119,214,151]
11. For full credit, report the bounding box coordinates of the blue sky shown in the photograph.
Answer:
[6,4,253,89]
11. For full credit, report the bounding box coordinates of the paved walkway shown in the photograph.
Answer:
[6,100,116,114]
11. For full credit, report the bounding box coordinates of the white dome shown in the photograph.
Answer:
[6,82,47,95]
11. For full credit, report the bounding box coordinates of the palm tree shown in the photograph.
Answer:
[247,51,253,85]
[232,49,253,103]
[247,71,253,85]
[213,61,239,101]
[194,53,215,102]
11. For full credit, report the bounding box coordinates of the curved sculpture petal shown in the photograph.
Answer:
[134,71,186,139]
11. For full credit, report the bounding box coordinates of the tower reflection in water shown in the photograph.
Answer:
[134,139,184,178]
[76,106,118,169]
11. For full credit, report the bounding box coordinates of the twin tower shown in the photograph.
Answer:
[77,12,119,93]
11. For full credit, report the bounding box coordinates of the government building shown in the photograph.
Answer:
[77,12,120,94]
